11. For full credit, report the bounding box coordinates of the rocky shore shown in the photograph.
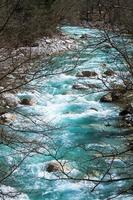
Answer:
[0,32,79,122]
[31,33,78,56]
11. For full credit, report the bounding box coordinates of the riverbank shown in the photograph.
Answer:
[0,31,79,116]
[0,25,133,200]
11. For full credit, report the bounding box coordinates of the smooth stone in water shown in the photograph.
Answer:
[46,162,62,173]
[20,98,35,106]
[103,69,116,76]
[100,93,113,102]
[72,83,98,90]
[90,108,98,112]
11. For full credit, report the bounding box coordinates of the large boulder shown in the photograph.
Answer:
[0,113,16,124]
[76,71,98,78]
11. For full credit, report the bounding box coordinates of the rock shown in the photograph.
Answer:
[119,110,130,116]
[0,106,7,115]
[0,93,19,109]
[112,84,126,93]
[80,34,89,39]
[119,104,133,127]
[86,84,99,89]
[103,69,115,76]
[122,91,133,104]
[100,90,123,103]
[104,44,112,49]
[0,113,16,124]
[46,162,62,173]
[45,39,52,44]
[121,114,133,127]
[72,84,88,90]
[31,42,39,47]
[6,74,15,79]
[65,39,74,44]
[0,86,4,91]
[111,90,123,101]
[20,98,35,106]
[76,71,98,77]
[119,104,133,116]
[100,63,107,68]
[100,93,113,102]
[72,83,99,90]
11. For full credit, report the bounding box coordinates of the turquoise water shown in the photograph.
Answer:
[0,26,132,200]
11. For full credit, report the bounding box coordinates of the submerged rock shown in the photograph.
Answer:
[76,71,98,77]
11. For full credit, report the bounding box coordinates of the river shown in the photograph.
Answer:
[0,26,133,200]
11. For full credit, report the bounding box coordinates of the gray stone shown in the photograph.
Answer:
[103,69,116,76]
[72,83,98,90]
[119,104,133,116]
[100,93,113,102]
[0,113,16,124]
[76,71,98,77]
[0,93,19,108]
[20,98,35,106]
